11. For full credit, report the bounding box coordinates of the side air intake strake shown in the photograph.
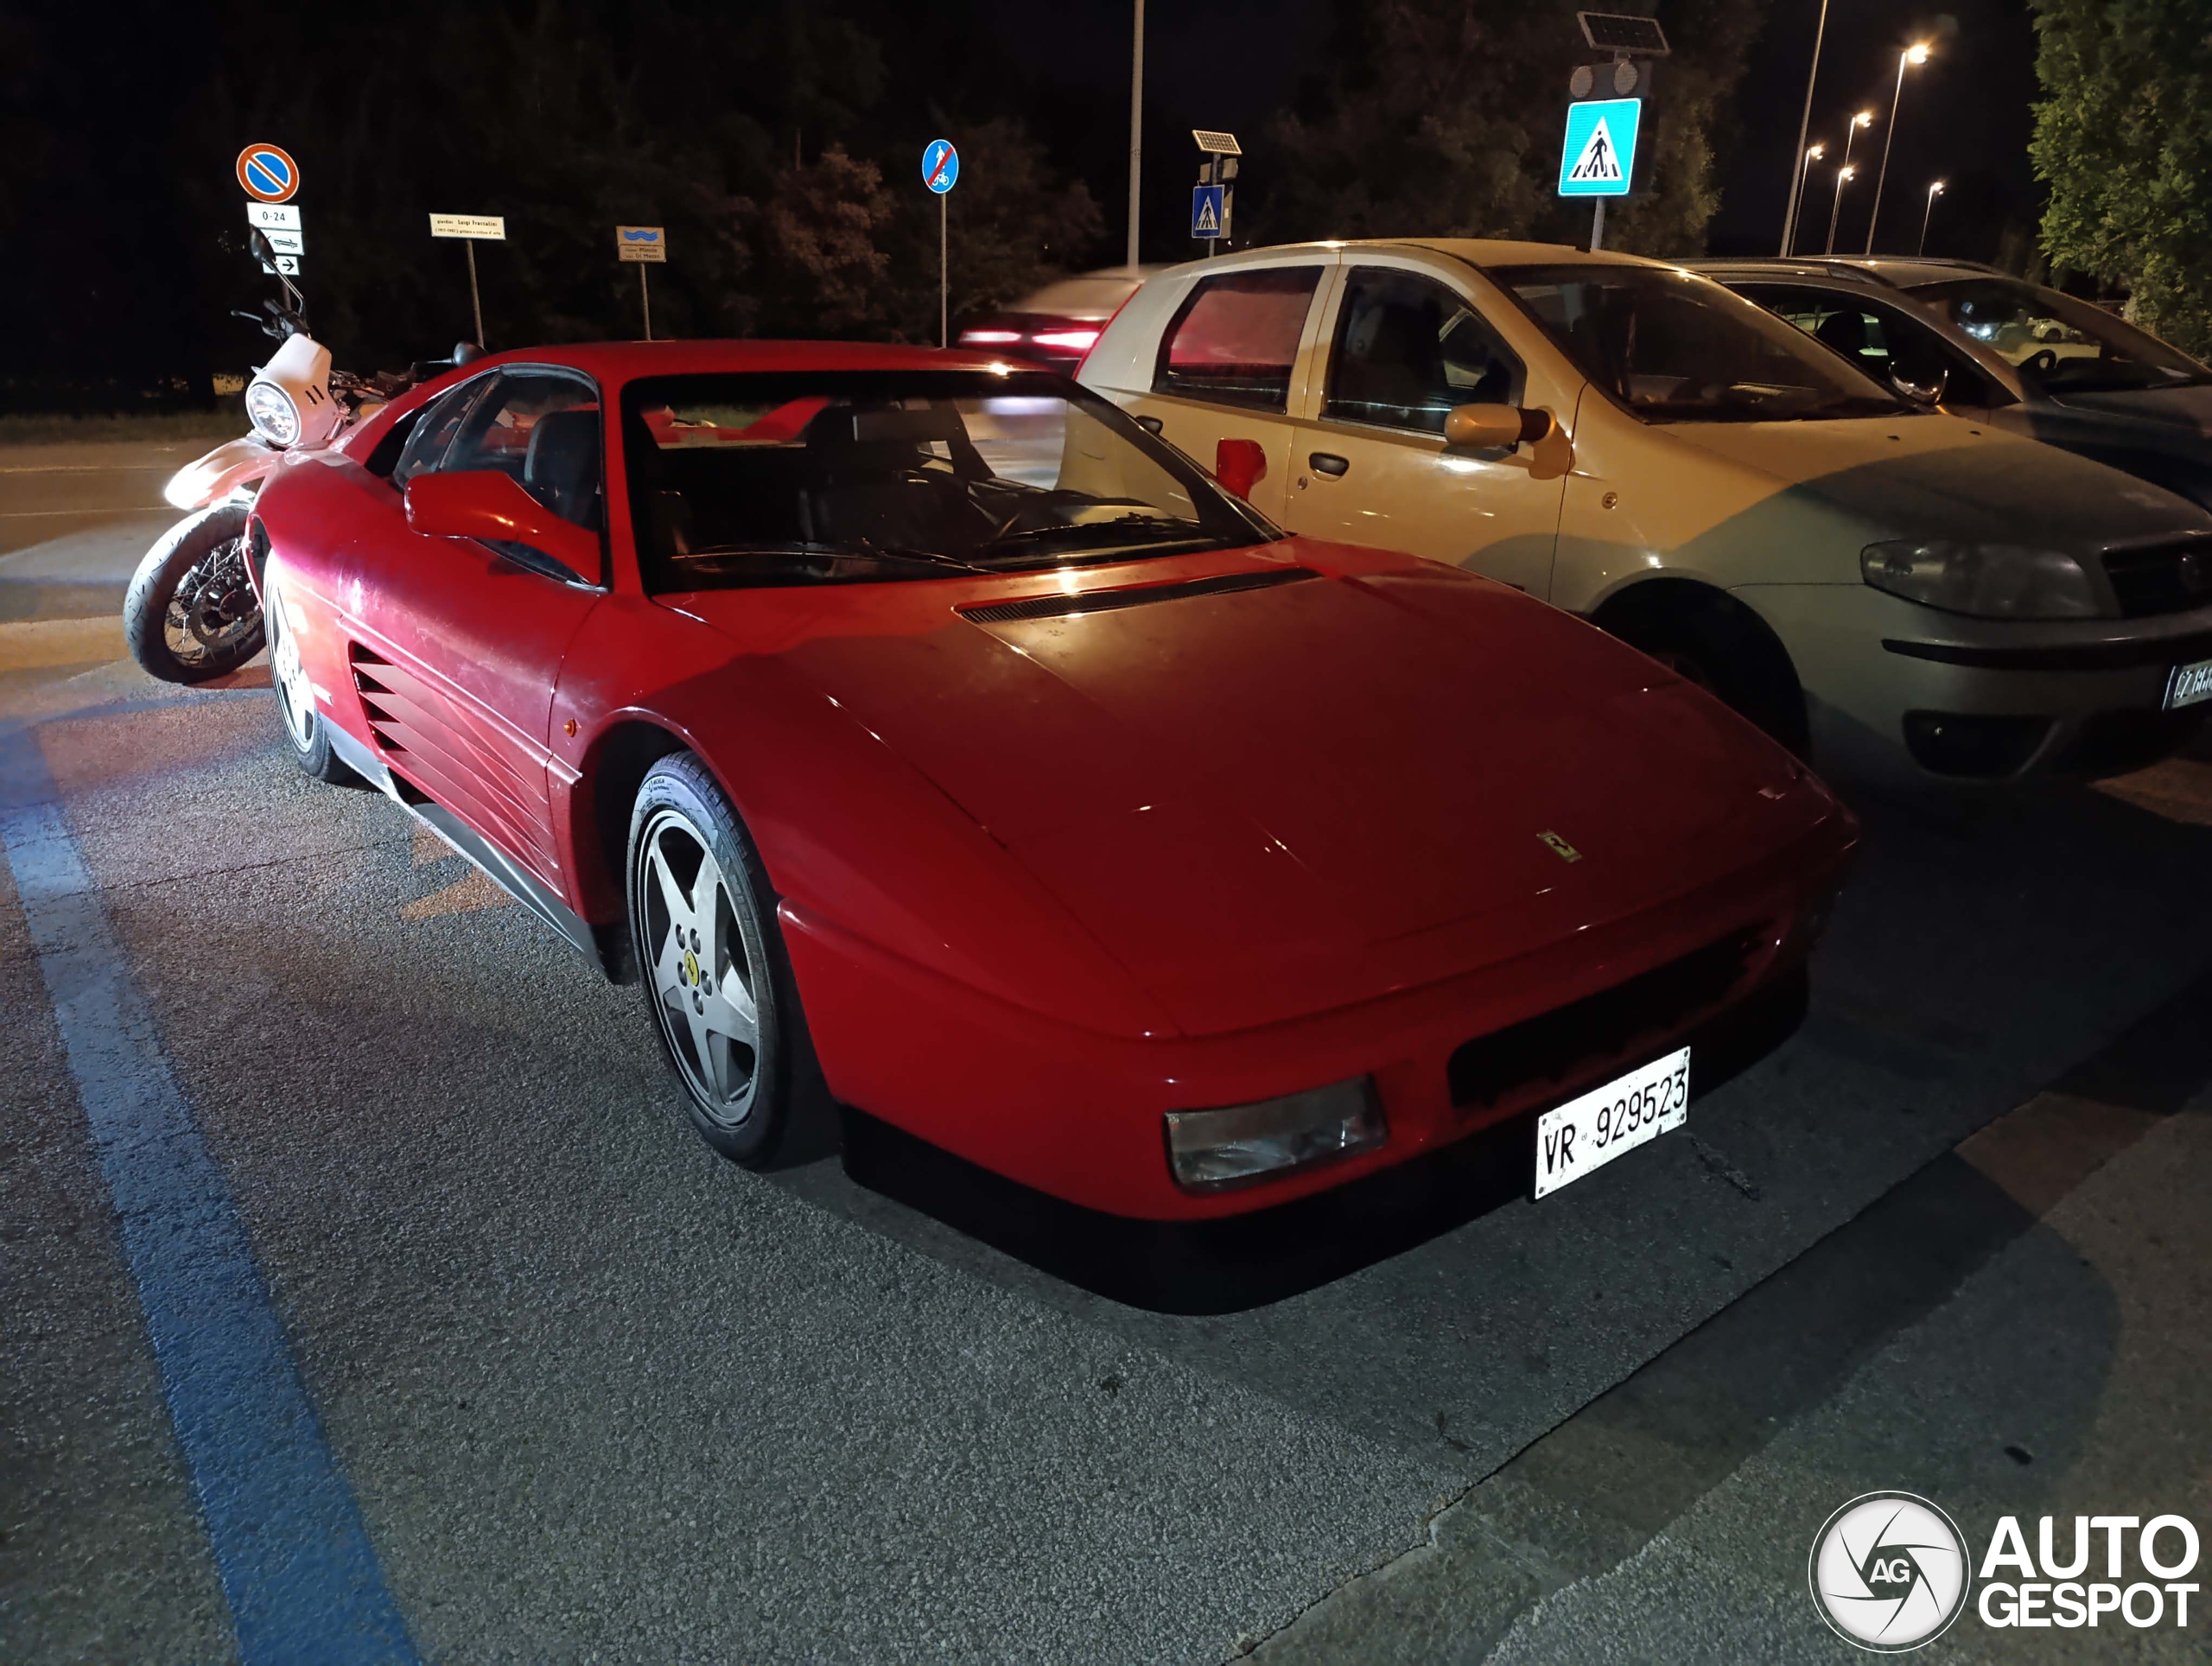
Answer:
[959,566,1319,626]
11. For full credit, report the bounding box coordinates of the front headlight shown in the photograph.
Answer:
[1860,539,2101,620]
[244,379,300,447]
[1163,1077,1386,1192]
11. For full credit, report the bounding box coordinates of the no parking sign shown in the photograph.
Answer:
[236,143,300,205]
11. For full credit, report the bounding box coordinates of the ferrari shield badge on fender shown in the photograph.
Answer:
[1538,830,1583,863]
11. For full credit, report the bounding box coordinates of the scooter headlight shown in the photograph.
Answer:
[245,379,301,448]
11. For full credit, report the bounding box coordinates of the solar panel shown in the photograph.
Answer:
[1192,130,1243,156]
[1578,12,1670,55]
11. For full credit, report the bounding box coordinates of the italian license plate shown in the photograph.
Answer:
[1533,1046,1691,1199]
[2165,657,2212,710]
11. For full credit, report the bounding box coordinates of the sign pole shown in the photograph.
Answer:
[639,265,652,340]
[920,137,960,344]
[1591,199,1605,251]
[465,241,484,347]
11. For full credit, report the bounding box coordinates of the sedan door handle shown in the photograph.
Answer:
[1308,452,1350,477]
[1135,414,1164,435]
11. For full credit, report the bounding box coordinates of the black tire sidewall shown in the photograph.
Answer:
[1614,602,1808,758]
[627,753,791,1167]
[123,503,263,684]
[263,583,356,785]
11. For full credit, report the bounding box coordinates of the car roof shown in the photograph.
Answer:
[1147,237,1680,280]
[450,339,1034,383]
[1682,255,2005,290]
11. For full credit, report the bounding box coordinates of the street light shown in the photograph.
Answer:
[1866,42,1933,255]
[1918,180,1946,256]
[1786,144,1825,256]
[1780,0,1832,256]
[1821,111,1872,254]
[1826,164,1857,258]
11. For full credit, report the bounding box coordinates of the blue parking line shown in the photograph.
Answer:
[0,724,420,1665]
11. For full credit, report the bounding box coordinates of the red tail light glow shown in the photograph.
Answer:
[1030,328,1101,353]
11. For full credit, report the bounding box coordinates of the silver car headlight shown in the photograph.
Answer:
[1860,539,2102,620]
[244,378,301,448]
[1163,1077,1385,1192]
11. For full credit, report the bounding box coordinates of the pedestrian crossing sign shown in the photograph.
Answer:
[1192,183,1225,239]
[1558,98,1641,197]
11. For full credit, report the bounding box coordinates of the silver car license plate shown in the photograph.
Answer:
[2165,657,2212,710]
[1533,1046,1691,1199]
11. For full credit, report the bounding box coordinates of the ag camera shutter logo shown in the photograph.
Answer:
[1809,1492,1971,1651]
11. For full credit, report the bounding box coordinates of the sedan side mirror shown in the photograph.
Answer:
[1214,437,1268,501]
[1444,404,1557,450]
[405,470,600,585]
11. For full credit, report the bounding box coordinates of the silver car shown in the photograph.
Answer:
[1693,258,2212,517]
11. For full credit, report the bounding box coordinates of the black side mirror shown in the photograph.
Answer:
[248,227,278,266]
[453,341,485,365]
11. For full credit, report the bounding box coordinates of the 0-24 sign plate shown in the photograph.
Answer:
[1534,1046,1690,1199]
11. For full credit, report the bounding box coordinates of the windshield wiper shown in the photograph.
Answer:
[678,539,988,576]
[982,513,1205,551]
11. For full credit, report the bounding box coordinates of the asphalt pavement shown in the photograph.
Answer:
[3,440,2209,1663]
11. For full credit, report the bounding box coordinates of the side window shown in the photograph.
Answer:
[442,372,605,531]
[391,380,486,490]
[1742,285,2010,407]
[1152,266,1322,411]
[1325,268,1522,435]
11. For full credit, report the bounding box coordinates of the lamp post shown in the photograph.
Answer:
[1787,145,1825,256]
[1780,0,1831,256]
[1821,111,1872,256]
[1826,164,1857,258]
[1867,43,1932,255]
[1918,180,1946,256]
[1126,0,1144,269]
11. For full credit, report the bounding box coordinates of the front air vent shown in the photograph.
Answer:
[1446,927,1769,1110]
[2103,537,2212,618]
[959,566,1319,626]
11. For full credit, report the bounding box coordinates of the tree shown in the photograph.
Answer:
[1251,0,1763,258]
[2031,0,2212,358]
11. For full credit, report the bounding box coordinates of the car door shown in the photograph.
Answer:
[1119,263,1330,521]
[1273,260,1574,598]
[332,367,607,893]
[1732,282,2014,420]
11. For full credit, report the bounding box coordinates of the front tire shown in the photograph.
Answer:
[265,583,358,785]
[1605,593,1810,758]
[627,754,793,1167]
[123,503,264,684]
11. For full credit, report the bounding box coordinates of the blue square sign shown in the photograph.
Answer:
[1558,99,1642,198]
[1192,184,1225,239]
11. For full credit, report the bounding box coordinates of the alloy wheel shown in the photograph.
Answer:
[267,594,319,753]
[637,809,763,1127]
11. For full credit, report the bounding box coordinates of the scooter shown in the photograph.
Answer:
[124,230,478,683]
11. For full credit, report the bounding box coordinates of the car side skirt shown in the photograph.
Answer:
[324,719,632,982]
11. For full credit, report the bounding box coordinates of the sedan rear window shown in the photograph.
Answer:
[620,370,1276,592]
[1152,267,1323,411]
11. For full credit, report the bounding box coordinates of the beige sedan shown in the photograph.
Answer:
[1077,239,2212,785]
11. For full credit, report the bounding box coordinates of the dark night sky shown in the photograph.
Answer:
[974,0,2043,264]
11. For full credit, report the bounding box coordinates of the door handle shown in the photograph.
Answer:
[1308,452,1350,477]
[1135,414,1164,435]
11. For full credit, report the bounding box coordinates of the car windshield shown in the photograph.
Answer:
[620,371,1274,590]
[1908,277,2212,392]
[1495,263,1911,423]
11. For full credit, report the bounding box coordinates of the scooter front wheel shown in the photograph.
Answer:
[123,503,264,684]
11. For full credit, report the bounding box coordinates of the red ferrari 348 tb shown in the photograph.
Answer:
[245,341,1856,1220]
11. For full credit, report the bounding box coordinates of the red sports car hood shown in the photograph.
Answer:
[680,549,1838,1034]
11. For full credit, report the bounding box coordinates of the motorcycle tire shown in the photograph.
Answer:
[123,502,265,684]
